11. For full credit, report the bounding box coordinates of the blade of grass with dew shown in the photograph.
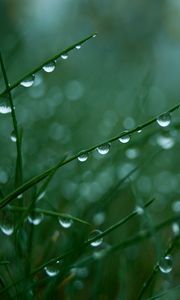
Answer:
[0,33,97,98]
[0,102,179,209]
[0,53,23,188]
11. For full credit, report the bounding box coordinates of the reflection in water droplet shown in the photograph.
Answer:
[97,144,110,155]
[11,130,17,142]
[78,152,88,162]
[119,132,130,144]
[42,61,56,73]
[27,213,43,225]
[44,261,60,277]
[159,255,173,274]
[61,54,68,60]
[88,229,103,247]
[59,217,73,228]
[20,75,35,87]
[157,113,171,127]
[75,45,81,50]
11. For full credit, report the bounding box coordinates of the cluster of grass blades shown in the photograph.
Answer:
[0,32,180,300]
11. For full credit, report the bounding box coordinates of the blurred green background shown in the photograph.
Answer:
[0,0,180,299]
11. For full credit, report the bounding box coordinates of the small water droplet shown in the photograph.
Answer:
[0,98,12,114]
[135,206,144,215]
[75,45,81,50]
[119,132,131,143]
[17,194,23,199]
[137,129,142,133]
[42,61,56,73]
[37,191,46,201]
[93,34,97,38]
[44,261,60,277]
[172,222,180,236]
[61,54,68,60]
[0,223,14,236]
[88,229,103,247]
[159,255,173,274]
[78,152,88,162]
[27,213,43,225]
[96,144,110,155]
[157,113,171,127]
[10,130,17,142]
[58,217,73,229]
[20,75,35,87]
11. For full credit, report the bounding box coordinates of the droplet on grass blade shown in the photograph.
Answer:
[157,113,171,127]
[0,223,14,236]
[159,255,173,274]
[88,229,103,247]
[20,75,35,87]
[27,213,43,225]
[119,131,130,143]
[96,144,110,155]
[0,98,12,114]
[58,217,73,229]
[42,61,56,73]
[75,45,81,50]
[61,54,68,60]
[44,261,60,277]
[78,152,88,162]
[10,130,17,142]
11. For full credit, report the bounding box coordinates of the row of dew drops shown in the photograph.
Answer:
[0,34,97,114]
[77,112,172,162]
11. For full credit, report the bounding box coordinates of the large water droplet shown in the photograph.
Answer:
[27,213,43,225]
[44,261,60,277]
[157,113,171,127]
[75,45,81,50]
[58,217,73,229]
[159,255,173,274]
[42,61,56,73]
[88,229,103,247]
[96,144,110,155]
[61,54,68,60]
[20,75,35,88]
[78,152,88,162]
[10,130,17,142]
[0,223,14,236]
[119,132,130,143]
[0,98,12,114]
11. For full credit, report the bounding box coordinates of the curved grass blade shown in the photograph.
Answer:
[0,33,97,98]
[0,102,179,209]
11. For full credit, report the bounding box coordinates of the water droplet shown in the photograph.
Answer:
[0,98,12,114]
[157,113,171,127]
[17,194,23,199]
[93,34,97,38]
[37,191,46,201]
[44,261,60,277]
[96,144,110,155]
[42,61,56,73]
[137,129,142,133]
[20,75,35,88]
[0,223,14,236]
[75,45,81,50]
[119,132,131,143]
[172,222,180,236]
[135,206,144,215]
[159,255,173,274]
[58,217,73,229]
[27,213,43,225]
[10,130,17,142]
[88,229,103,247]
[78,152,88,162]
[61,54,68,60]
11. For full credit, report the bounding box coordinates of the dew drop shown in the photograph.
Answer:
[93,34,97,38]
[42,61,56,73]
[20,75,35,88]
[37,191,46,201]
[172,222,180,236]
[44,261,60,277]
[27,213,43,225]
[0,99,12,114]
[157,113,171,127]
[119,132,130,143]
[0,224,14,236]
[10,130,17,142]
[137,129,142,133]
[96,144,110,155]
[61,54,68,60]
[78,152,88,162]
[58,217,73,229]
[135,206,144,215]
[88,229,103,247]
[159,255,173,274]
[75,45,81,50]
